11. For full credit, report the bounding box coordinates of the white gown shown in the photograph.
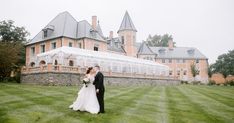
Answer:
[69,74,100,114]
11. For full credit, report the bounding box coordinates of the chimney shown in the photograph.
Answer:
[92,16,97,30]
[168,39,174,49]
[109,31,113,39]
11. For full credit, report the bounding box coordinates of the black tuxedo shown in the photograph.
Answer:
[93,71,105,113]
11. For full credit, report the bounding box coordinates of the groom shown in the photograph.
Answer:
[93,65,105,113]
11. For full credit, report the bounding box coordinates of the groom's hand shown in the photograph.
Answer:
[96,89,99,93]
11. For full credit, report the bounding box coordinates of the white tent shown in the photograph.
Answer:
[34,46,169,76]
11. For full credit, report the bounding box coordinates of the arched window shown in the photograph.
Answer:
[39,60,46,65]
[54,60,58,65]
[69,60,74,66]
[30,62,35,67]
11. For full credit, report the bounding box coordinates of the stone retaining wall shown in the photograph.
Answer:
[21,72,180,86]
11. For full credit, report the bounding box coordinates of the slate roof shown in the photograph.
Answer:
[27,11,105,45]
[137,42,155,55]
[149,47,207,59]
[96,22,104,37]
[107,37,126,53]
[118,11,137,33]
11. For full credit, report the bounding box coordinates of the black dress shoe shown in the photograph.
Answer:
[100,111,105,113]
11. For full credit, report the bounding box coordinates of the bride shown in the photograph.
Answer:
[69,67,100,114]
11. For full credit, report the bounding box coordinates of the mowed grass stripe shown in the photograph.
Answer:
[107,86,154,123]
[155,87,168,123]
[114,87,156,123]
[0,85,83,123]
[1,83,234,123]
[178,86,234,122]
[190,85,234,100]
[166,86,217,123]
[187,86,234,107]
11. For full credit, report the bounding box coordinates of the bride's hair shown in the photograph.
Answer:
[86,67,93,74]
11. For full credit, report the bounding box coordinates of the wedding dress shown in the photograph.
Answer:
[69,74,100,114]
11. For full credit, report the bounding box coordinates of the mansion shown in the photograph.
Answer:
[23,11,208,82]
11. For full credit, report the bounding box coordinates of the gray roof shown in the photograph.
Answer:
[107,37,126,53]
[27,11,105,45]
[96,22,104,37]
[149,47,207,59]
[138,42,155,55]
[118,11,137,33]
[77,20,104,41]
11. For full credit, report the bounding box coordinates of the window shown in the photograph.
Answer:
[169,59,172,63]
[78,43,82,48]
[43,30,47,38]
[31,47,35,56]
[177,70,180,76]
[54,60,58,65]
[196,59,199,63]
[39,60,46,65]
[69,42,73,47]
[169,70,173,75]
[162,59,165,63]
[51,42,56,49]
[94,46,98,51]
[197,70,200,75]
[69,60,74,66]
[183,70,187,75]
[121,36,124,44]
[40,44,45,53]
[30,62,35,67]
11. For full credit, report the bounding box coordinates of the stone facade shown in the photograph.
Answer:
[21,72,180,86]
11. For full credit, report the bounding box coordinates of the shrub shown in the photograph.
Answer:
[227,80,234,86]
[191,81,201,85]
[180,81,188,84]
[208,80,216,86]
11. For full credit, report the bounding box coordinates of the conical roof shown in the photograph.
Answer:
[118,11,137,33]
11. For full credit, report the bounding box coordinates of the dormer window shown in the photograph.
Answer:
[158,48,166,54]
[43,30,48,38]
[90,29,97,38]
[42,25,54,38]
[187,49,195,55]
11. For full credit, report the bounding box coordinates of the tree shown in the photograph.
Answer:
[145,34,175,47]
[0,20,29,81]
[210,50,234,78]
[190,63,199,80]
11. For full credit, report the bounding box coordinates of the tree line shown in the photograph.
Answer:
[0,20,29,82]
[0,20,233,83]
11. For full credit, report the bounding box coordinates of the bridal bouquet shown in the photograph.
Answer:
[82,77,90,87]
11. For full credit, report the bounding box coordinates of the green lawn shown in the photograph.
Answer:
[0,83,234,123]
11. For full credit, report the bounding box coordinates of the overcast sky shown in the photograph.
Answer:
[0,0,233,63]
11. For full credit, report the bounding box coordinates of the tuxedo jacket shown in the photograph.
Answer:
[93,72,105,92]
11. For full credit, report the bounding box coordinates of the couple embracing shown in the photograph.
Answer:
[69,65,105,114]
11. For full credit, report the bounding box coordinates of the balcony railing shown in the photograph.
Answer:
[21,64,176,80]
